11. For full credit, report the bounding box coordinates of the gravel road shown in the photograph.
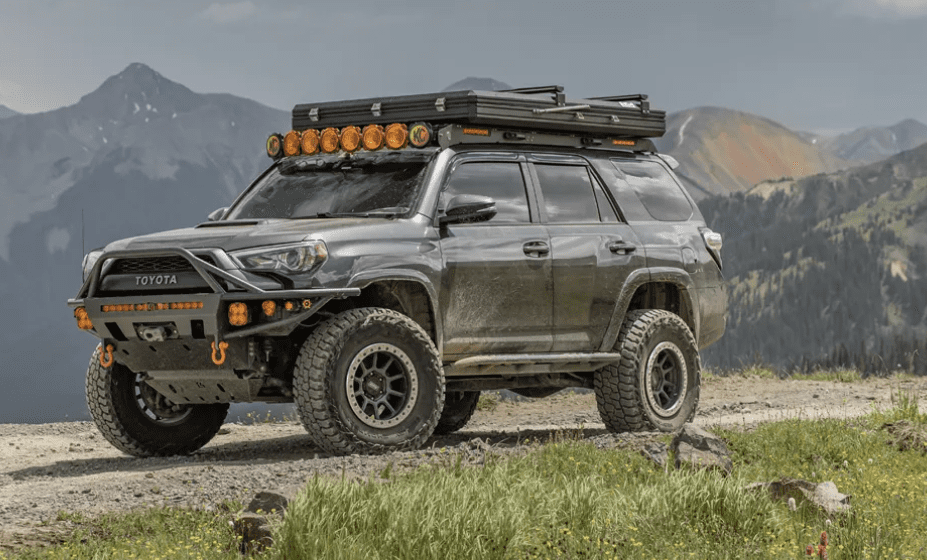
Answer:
[2,374,924,549]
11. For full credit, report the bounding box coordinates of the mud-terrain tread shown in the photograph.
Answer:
[433,391,480,435]
[86,344,229,457]
[293,307,445,454]
[594,309,701,433]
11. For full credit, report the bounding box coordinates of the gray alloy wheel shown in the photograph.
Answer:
[293,308,445,454]
[594,310,700,433]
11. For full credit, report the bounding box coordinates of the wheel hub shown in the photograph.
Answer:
[346,343,419,428]
[644,341,687,418]
[134,374,192,425]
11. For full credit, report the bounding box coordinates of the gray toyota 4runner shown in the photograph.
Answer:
[69,86,726,457]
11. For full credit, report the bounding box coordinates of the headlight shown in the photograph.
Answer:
[82,250,104,282]
[231,241,328,274]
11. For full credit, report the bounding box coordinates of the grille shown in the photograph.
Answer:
[111,255,216,274]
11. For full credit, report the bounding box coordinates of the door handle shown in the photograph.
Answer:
[523,241,550,258]
[608,240,636,255]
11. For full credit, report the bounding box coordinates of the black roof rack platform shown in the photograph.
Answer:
[292,86,665,139]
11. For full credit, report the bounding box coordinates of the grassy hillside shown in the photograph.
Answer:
[699,143,927,373]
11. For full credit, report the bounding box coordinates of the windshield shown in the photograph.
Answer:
[225,153,432,220]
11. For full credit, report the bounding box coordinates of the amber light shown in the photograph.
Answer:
[266,134,283,158]
[301,129,320,155]
[283,131,301,157]
[408,122,432,148]
[462,127,489,136]
[103,301,203,312]
[228,302,249,326]
[74,307,93,330]
[340,126,362,152]
[612,139,635,146]
[284,301,295,311]
[262,300,276,316]
[385,123,408,149]
[362,124,385,151]
[320,128,340,153]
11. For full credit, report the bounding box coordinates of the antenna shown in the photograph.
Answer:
[81,209,85,258]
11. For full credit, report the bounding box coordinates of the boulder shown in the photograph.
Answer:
[233,512,274,554]
[246,491,289,515]
[640,442,668,468]
[671,425,733,474]
[745,478,851,515]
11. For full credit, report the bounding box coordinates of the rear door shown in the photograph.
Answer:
[527,154,645,352]
[437,154,553,358]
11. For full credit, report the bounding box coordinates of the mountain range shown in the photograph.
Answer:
[0,104,18,119]
[1,64,924,421]
[699,143,927,374]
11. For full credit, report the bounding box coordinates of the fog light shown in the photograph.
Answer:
[320,128,340,153]
[385,123,408,149]
[283,130,301,157]
[74,307,93,330]
[301,129,320,155]
[362,124,385,151]
[262,300,276,316]
[228,302,249,326]
[340,126,362,152]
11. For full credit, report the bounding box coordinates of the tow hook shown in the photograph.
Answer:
[100,344,115,368]
[211,340,229,366]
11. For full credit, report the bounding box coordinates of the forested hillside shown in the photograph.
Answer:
[699,142,927,374]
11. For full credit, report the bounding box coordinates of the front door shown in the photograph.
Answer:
[438,157,553,359]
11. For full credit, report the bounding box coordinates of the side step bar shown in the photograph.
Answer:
[445,352,621,377]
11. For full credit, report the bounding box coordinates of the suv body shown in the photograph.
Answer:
[69,87,726,456]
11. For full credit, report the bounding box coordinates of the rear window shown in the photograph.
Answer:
[611,159,693,222]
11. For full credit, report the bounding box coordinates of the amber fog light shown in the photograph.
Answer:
[74,307,93,330]
[228,302,249,326]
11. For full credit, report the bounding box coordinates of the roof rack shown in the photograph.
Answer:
[291,86,665,139]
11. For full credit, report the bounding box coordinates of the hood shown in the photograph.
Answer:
[105,217,385,253]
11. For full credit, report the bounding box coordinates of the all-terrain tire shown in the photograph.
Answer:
[434,391,480,435]
[86,344,229,457]
[594,310,700,433]
[293,308,445,454]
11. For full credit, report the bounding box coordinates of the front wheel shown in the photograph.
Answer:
[594,310,700,433]
[293,308,445,454]
[86,344,229,457]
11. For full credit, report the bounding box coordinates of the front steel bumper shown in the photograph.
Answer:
[68,247,360,372]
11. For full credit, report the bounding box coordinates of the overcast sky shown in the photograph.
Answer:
[1,0,925,134]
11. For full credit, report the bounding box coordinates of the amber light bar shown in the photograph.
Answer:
[102,302,204,312]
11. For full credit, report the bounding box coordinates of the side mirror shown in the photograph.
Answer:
[439,195,496,225]
[207,207,228,221]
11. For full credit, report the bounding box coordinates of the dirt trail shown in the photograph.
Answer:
[2,375,925,549]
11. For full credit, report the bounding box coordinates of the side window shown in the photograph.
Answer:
[442,162,531,223]
[533,164,600,223]
[611,159,693,221]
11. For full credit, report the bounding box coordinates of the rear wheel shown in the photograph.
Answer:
[86,344,229,457]
[293,308,444,454]
[594,310,700,433]
[434,391,480,435]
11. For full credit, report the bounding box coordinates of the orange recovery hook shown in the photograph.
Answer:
[211,341,229,366]
[100,344,115,368]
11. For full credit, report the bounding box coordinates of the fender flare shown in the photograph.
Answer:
[598,267,700,352]
[347,270,444,353]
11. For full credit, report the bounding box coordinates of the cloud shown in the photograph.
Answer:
[834,0,927,18]
[198,1,257,24]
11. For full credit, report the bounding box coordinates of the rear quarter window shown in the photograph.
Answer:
[610,159,693,222]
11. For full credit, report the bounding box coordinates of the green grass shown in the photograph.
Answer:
[2,503,243,560]
[6,390,927,560]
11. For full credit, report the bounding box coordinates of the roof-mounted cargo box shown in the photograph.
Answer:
[292,86,665,139]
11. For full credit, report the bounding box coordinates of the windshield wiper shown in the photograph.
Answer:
[303,207,408,219]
